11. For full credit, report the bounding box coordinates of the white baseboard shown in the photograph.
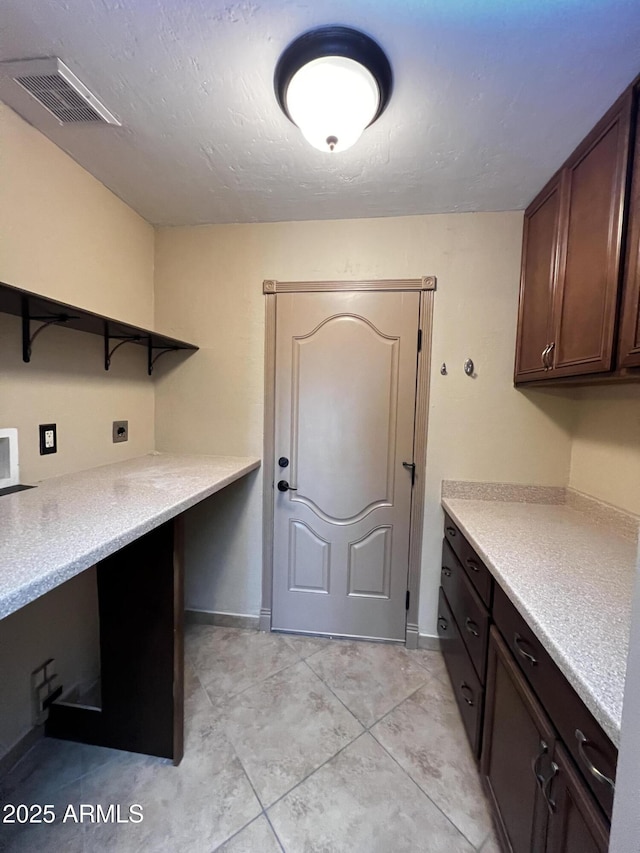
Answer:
[185,609,259,630]
[0,725,44,777]
[418,633,441,651]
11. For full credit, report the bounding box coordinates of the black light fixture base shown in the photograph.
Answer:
[274,25,393,127]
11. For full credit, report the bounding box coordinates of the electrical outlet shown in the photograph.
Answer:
[39,423,57,455]
[112,420,128,443]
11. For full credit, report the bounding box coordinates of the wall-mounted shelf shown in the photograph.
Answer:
[0,281,198,376]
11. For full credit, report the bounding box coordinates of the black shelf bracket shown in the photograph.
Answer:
[104,323,146,371]
[4,283,198,376]
[21,296,79,363]
[147,339,180,376]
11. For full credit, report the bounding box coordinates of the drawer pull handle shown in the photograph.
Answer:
[446,526,457,537]
[531,740,548,788]
[442,567,452,577]
[465,618,480,638]
[575,729,615,792]
[437,616,448,632]
[542,762,559,814]
[514,633,538,666]
[460,683,474,706]
[466,558,480,573]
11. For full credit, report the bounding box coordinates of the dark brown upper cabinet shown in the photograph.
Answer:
[515,85,636,385]
[618,84,640,368]
[515,175,563,380]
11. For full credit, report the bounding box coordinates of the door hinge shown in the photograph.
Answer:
[405,590,410,611]
[417,329,422,352]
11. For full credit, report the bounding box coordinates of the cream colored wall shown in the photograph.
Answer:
[154,212,576,633]
[0,104,153,326]
[0,104,157,483]
[0,316,155,483]
[0,104,155,758]
[569,385,640,516]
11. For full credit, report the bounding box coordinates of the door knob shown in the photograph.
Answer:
[277,480,297,492]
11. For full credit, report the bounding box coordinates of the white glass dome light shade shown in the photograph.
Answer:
[285,56,381,153]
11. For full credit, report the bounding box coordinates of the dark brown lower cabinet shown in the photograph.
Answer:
[544,743,609,853]
[482,627,555,852]
[482,627,611,853]
[437,588,484,758]
[439,513,614,853]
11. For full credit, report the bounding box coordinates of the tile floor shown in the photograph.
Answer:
[0,626,500,852]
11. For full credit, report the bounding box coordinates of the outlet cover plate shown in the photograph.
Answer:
[0,428,19,487]
[112,420,128,443]
[39,423,57,455]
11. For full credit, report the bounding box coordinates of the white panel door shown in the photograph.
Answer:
[272,290,420,641]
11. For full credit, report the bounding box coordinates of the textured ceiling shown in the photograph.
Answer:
[1,1,639,226]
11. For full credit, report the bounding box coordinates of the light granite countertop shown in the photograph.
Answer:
[442,496,640,747]
[0,453,260,621]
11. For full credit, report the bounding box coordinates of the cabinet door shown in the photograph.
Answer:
[482,627,555,853]
[514,175,562,382]
[551,91,632,377]
[618,88,640,368]
[544,743,609,853]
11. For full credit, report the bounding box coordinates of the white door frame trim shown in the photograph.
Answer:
[261,277,436,648]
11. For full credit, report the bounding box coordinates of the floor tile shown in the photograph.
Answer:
[479,830,502,852]
[221,660,363,806]
[412,648,447,679]
[268,733,474,853]
[279,632,333,660]
[82,688,261,853]
[0,735,118,805]
[0,778,84,853]
[186,625,300,705]
[1,630,492,853]
[371,677,493,847]
[215,815,282,853]
[306,640,431,727]
[184,655,203,703]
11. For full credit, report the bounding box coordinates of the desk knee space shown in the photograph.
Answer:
[46,518,185,765]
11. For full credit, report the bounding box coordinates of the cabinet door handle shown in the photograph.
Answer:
[446,526,457,537]
[542,761,559,814]
[541,344,551,368]
[466,558,480,573]
[575,729,615,792]
[460,683,474,706]
[442,566,452,577]
[514,632,538,666]
[465,617,480,638]
[531,739,548,787]
[437,616,448,631]
[545,341,555,370]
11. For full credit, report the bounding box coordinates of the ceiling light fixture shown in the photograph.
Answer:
[274,26,392,154]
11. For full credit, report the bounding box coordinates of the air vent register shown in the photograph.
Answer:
[0,57,120,125]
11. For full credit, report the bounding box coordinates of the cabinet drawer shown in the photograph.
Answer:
[493,584,617,820]
[441,540,490,683]
[443,513,493,607]
[438,587,484,759]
